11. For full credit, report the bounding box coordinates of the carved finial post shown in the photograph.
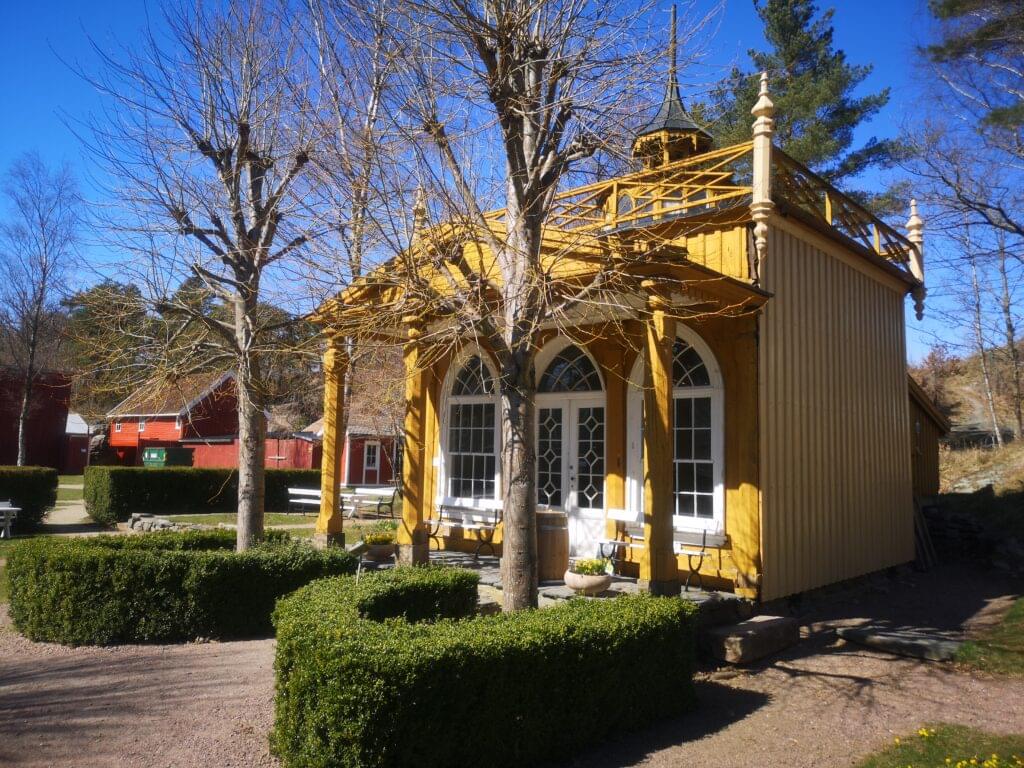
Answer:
[906,199,926,320]
[750,72,775,278]
[412,185,428,239]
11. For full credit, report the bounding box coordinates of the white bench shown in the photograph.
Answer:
[598,508,725,591]
[0,501,20,539]
[427,500,502,558]
[287,487,322,516]
[340,487,398,519]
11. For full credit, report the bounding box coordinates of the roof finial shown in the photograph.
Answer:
[668,4,678,91]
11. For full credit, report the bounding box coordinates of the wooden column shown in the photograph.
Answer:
[750,72,775,278]
[315,341,348,548]
[397,318,429,565]
[640,285,680,595]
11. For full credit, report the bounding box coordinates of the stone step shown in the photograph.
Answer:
[836,624,962,661]
[701,615,800,664]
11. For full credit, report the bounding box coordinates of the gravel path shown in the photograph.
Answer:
[0,565,1021,768]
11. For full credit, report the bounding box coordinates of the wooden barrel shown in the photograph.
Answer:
[536,512,569,582]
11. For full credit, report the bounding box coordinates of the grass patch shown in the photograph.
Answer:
[856,725,1024,767]
[57,475,83,484]
[165,512,317,526]
[56,486,84,502]
[956,597,1024,676]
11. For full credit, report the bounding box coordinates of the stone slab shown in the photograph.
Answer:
[702,615,800,664]
[837,625,962,662]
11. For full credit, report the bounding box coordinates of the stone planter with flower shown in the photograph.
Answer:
[362,521,397,561]
[563,558,613,596]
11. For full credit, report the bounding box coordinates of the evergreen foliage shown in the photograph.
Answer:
[271,568,698,768]
[700,0,897,183]
[83,466,321,525]
[927,0,1024,128]
[0,466,57,529]
[7,530,358,645]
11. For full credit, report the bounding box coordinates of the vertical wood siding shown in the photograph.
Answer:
[759,221,914,600]
[909,395,943,497]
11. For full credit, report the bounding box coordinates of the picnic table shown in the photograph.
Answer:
[0,501,20,539]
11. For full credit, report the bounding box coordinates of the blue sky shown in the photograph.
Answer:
[0,0,941,360]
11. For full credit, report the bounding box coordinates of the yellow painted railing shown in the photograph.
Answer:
[771,151,915,267]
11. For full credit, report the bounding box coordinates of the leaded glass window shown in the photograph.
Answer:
[672,340,710,387]
[452,356,495,396]
[539,346,602,392]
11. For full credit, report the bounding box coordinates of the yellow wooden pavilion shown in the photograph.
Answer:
[312,60,925,601]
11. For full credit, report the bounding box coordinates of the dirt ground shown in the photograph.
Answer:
[1,564,1022,768]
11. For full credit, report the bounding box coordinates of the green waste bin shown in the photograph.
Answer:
[141,447,194,467]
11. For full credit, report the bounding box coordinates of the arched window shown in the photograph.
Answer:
[671,339,718,523]
[445,355,498,502]
[539,345,602,392]
[625,331,723,533]
[452,356,495,396]
[673,340,710,387]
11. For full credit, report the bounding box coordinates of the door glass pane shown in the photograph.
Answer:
[537,407,563,506]
[576,406,605,509]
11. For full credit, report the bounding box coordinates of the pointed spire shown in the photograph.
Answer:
[633,5,712,165]
[667,4,678,100]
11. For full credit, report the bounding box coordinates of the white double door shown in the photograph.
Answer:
[536,395,606,556]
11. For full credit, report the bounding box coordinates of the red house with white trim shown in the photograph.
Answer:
[107,372,238,465]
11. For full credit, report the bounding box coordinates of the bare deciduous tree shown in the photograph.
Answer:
[77,0,335,549]
[0,153,78,466]
[323,0,715,610]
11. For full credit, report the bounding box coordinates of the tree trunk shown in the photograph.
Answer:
[497,215,542,612]
[970,256,1004,448]
[236,368,267,550]
[996,239,1023,438]
[235,290,267,551]
[499,347,538,611]
[16,376,33,467]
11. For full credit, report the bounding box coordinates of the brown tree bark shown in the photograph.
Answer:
[996,237,1023,438]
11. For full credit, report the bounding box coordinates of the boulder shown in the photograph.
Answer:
[702,615,800,664]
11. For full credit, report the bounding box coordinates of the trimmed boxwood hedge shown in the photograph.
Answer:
[84,466,321,524]
[7,530,357,645]
[272,568,698,768]
[0,466,58,529]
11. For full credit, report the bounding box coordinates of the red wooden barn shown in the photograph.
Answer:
[107,372,239,465]
[0,367,71,468]
[300,414,398,487]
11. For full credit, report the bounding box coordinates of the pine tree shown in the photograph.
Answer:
[927,0,1024,129]
[700,0,897,183]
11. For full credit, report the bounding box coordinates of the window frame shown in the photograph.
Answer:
[363,440,380,471]
[138,419,146,433]
[625,330,725,536]
[439,351,502,509]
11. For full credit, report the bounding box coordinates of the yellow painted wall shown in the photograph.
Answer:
[909,391,943,497]
[758,218,915,601]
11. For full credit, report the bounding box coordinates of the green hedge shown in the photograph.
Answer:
[84,466,321,524]
[7,530,357,645]
[272,569,698,768]
[0,466,58,529]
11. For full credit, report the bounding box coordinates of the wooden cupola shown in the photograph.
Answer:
[632,5,714,169]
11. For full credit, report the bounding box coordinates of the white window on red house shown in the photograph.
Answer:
[175,416,182,430]
[138,419,146,433]
[115,422,122,433]
[364,441,380,471]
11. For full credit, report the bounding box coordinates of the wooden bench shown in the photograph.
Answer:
[427,501,502,559]
[287,487,322,516]
[598,508,725,591]
[0,501,20,539]
[340,487,398,519]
